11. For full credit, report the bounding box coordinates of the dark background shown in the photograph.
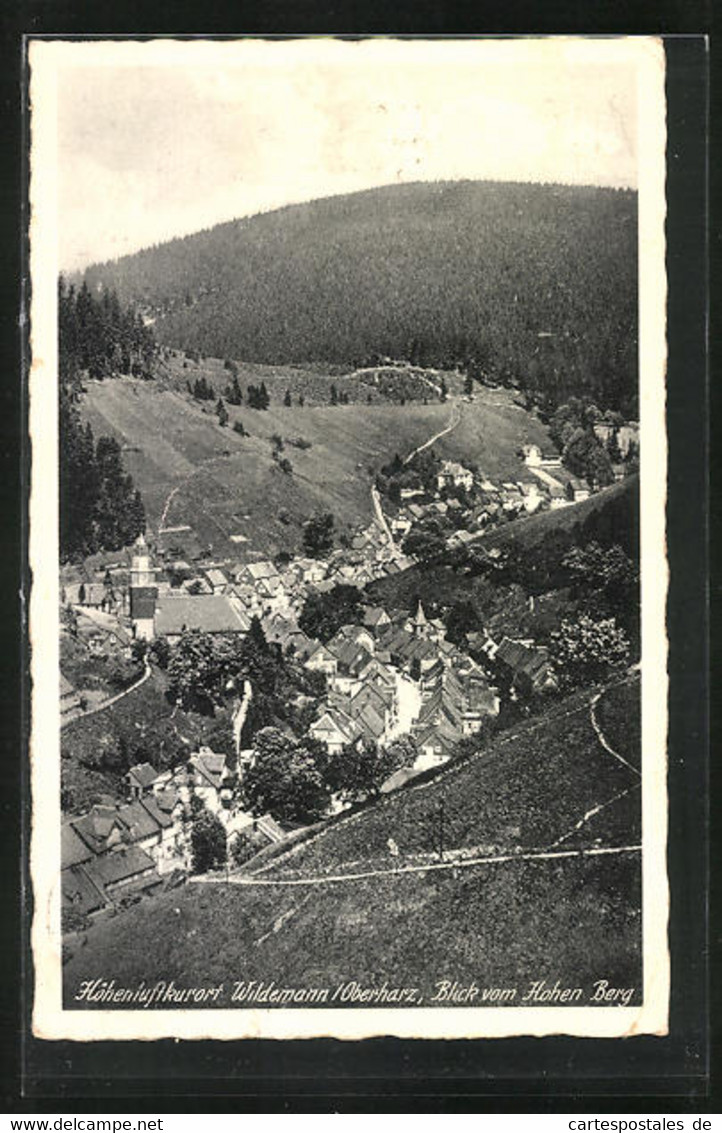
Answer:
[0,7,712,1114]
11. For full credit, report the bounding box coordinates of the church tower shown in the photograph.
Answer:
[412,600,429,639]
[129,533,157,641]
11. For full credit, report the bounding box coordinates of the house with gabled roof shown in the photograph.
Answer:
[125,762,159,799]
[72,806,129,857]
[138,792,184,872]
[494,637,556,692]
[329,640,374,689]
[188,748,228,813]
[354,702,387,744]
[84,845,162,905]
[293,558,327,585]
[350,678,395,720]
[154,593,251,642]
[204,567,229,594]
[62,821,94,871]
[566,475,591,502]
[304,641,338,676]
[414,722,459,767]
[235,560,280,588]
[357,656,397,694]
[228,585,263,618]
[437,460,474,492]
[327,624,375,656]
[390,514,413,538]
[62,864,107,921]
[116,799,165,855]
[309,709,360,755]
[363,606,392,632]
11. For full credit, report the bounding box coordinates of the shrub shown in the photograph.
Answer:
[190,808,228,874]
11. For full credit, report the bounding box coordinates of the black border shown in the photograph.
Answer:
[3,16,711,1113]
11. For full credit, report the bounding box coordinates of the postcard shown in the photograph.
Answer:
[29,35,668,1041]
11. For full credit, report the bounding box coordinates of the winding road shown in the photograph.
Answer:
[61,655,152,730]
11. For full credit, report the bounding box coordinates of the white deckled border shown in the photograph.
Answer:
[29,35,668,1042]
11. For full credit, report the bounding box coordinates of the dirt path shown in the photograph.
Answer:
[403,403,461,465]
[61,656,152,730]
[158,485,183,533]
[589,689,641,777]
[229,684,636,883]
[370,484,397,551]
[193,842,641,889]
[342,363,444,398]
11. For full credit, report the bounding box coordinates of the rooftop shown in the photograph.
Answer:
[155,593,251,636]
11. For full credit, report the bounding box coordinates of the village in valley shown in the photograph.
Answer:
[59,362,639,932]
[51,156,645,1003]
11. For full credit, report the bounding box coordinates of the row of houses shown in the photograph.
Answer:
[303,601,502,774]
[391,460,571,549]
[119,531,416,643]
[62,749,283,928]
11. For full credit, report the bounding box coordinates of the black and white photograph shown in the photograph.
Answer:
[28,36,668,1041]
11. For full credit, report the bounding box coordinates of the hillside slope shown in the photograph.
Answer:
[62,678,641,1005]
[80,376,552,559]
[83,180,638,414]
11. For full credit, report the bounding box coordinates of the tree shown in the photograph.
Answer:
[445,600,482,645]
[298,584,363,643]
[563,542,637,601]
[440,377,448,402]
[605,428,623,464]
[283,389,292,407]
[247,615,267,651]
[216,397,229,427]
[563,428,614,488]
[549,614,630,692]
[302,512,335,558]
[463,372,474,396]
[330,383,338,406]
[319,738,404,804]
[167,631,248,714]
[242,727,330,824]
[226,375,243,405]
[59,388,145,560]
[190,807,227,873]
[402,519,448,564]
[383,734,418,770]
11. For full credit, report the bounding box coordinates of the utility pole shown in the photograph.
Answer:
[429,799,446,861]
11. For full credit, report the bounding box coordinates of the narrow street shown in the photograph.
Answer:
[384,670,422,743]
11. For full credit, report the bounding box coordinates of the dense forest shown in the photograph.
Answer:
[59,276,156,385]
[81,181,639,416]
[59,278,152,560]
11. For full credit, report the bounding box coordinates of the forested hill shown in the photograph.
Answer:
[82,180,638,414]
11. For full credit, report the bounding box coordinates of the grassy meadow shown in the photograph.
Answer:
[80,370,552,560]
[62,678,641,1004]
